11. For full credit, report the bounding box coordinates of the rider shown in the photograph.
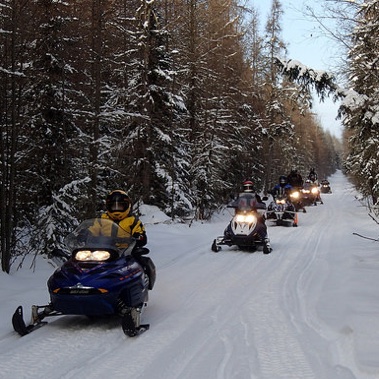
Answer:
[287,168,303,189]
[88,190,154,282]
[270,175,294,198]
[236,180,272,254]
[241,180,265,206]
[90,190,147,246]
[308,168,318,183]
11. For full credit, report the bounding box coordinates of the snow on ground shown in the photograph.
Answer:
[1,171,379,379]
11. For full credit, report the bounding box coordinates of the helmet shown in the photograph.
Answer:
[279,175,287,186]
[243,180,254,193]
[105,190,131,221]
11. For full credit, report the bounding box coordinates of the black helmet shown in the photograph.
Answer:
[279,175,287,186]
[242,180,254,193]
[105,190,131,221]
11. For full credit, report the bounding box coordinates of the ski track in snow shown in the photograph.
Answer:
[1,172,379,379]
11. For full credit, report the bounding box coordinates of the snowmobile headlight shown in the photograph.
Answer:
[290,191,300,199]
[302,189,310,194]
[245,214,257,224]
[236,214,256,224]
[236,214,246,222]
[311,187,319,194]
[75,250,92,261]
[75,250,111,261]
[276,199,286,204]
[92,250,111,261]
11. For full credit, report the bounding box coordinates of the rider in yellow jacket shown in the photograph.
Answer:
[89,190,147,246]
[88,190,155,289]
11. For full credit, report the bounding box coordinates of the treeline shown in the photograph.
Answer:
[0,0,340,272]
[275,0,379,210]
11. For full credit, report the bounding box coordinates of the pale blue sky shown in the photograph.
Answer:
[249,0,343,138]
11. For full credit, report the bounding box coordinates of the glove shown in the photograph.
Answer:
[133,232,143,241]
[133,232,147,247]
[132,246,150,257]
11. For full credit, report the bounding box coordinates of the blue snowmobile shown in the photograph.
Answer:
[12,218,156,337]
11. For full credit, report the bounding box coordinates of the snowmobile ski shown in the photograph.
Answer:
[12,306,47,336]
[122,323,150,337]
[121,306,150,337]
[121,313,150,336]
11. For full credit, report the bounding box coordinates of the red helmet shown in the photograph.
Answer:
[242,180,254,193]
[105,190,131,221]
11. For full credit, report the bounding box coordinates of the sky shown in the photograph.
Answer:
[250,0,344,139]
[1,171,379,378]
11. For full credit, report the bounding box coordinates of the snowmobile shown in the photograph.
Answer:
[320,179,332,193]
[267,193,298,227]
[301,180,323,206]
[288,188,307,213]
[12,218,156,337]
[211,193,271,254]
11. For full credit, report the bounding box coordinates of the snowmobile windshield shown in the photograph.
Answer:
[64,218,136,257]
[230,194,259,212]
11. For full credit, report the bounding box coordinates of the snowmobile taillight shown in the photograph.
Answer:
[74,250,111,262]
[235,214,256,224]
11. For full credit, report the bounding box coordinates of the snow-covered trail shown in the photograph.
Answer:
[1,171,379,379]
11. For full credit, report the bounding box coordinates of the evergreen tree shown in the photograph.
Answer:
[22,1,90,252]
[261,0,294,189]
[108,0,189,217]
[342,0,379,204]
[0,0,25,272]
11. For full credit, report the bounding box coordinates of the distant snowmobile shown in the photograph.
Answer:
[266,193,298,227]
[301,180,323,206]
[320,179,332,193]
[12,218,156,337]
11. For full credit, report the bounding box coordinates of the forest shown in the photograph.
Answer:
[1,0,378,273]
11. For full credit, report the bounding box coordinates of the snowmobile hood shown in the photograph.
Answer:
[48,255,142,290]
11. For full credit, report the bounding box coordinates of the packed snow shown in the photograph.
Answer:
[1,171,379,379]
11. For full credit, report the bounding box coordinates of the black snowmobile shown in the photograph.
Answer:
[211,193,271,254]
[12,218,156,337]
[301,180,323,206]
[266,193,298,227]
[320,179,332,193]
